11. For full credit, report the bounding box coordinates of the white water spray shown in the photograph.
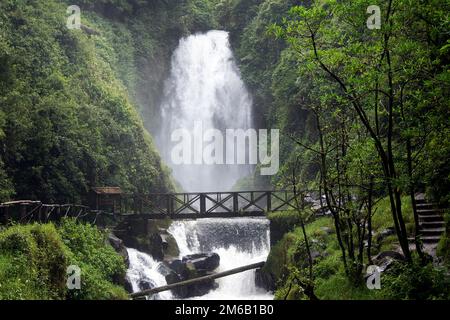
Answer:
[157,30,254,192]
[167,218,273,300]
[126,248,173,300]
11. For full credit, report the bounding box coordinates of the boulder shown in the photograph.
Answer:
[376,228,396,243]
[320,227,334,235]
[160,232,180,259]
[137,278,158,292]
[371,250,406,273]
[108,233,129,268]
[255,268,276,292]
[182,253,220,272]
[310,250,323,260]
[373,250,405,264]
[80,24,101,36]
[168,259,191,280]
[114,219,177,261]
[162,253,220,298]
[124,278,133,293]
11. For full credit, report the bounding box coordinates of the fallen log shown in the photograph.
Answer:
[130,261,265,299]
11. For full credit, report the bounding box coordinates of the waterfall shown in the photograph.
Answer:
[167,218,273,300]
[126,30,273,300]
[126,248,173,300]
[157,30,254,192]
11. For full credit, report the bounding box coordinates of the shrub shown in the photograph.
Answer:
[267,210,302,244]
[0,223,68,299]
[0,219,128,300]
[379,258,450,300]
[436,211,449,264]
[57,218,127,300]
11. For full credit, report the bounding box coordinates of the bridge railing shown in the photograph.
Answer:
[0,191,302,223]
[0,200,94,224]
[119,190,299,216]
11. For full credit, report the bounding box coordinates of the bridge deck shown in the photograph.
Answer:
[0,190,299,223]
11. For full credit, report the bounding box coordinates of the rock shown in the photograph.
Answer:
[148,233,165,261]
[373,250,405,264]
[80,24,101,36]
[168,259,191,280]
[124,278,133,293]
[164,260,217,298]
[138,278,157,292]
[255,268,276,292]
[376,228,396,243]
[370,250,406,274]
[114,219,176,261]
[161,232,180,258]
[162,253,220,298]
[108,233,129,268]
[320,227,334,235]
[310,250,322,260]
[182,253,220,272]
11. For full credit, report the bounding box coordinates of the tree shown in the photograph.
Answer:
[270,0,450,262]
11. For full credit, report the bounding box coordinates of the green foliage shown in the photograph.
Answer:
[314,272,377,300]
[0,0,179,203]
[267,202,448,300]
[436,211,450,263]
[58,218,125,283]
[379,258,450,300]
[268,210,301,238]
[0,220,127,300]
[0,223,69,299]
[372,196,414,232]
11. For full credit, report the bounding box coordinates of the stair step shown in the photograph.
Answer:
[420,221,445,228]
[420,228,445,236]
[408,236,442,244]
[416,202,439,209]
[419,215,444,222]
[417,208,444,214]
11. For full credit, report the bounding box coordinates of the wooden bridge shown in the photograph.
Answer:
[120,190,298,219]
[0,190,299,224]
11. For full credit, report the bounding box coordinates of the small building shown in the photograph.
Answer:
[90,187,123,213]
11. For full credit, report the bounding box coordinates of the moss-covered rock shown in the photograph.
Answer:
[115,218,179,261]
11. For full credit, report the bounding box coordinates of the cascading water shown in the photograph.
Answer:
[167,218,273,300]
[126,30,273,300]
[126,248,173,300]
[156,30,254,192]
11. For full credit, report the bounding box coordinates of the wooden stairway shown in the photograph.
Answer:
[412,195,445,245]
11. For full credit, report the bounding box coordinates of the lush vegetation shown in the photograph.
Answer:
[0,218,127,300]
[215,0,449,300]
[0,0,224,203]
[0,0,448,300]
[266,200,449,300]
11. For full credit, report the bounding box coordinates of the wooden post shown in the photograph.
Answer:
[200,193,206,215]
[37,205,42,223]
[19,204,26,222]
[167,194,174,215]
[233,192,239,214]
[5,206,9,224]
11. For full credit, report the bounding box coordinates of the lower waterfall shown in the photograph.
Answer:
[126,217,273,300]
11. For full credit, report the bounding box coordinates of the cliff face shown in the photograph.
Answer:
[0,0,219,202]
